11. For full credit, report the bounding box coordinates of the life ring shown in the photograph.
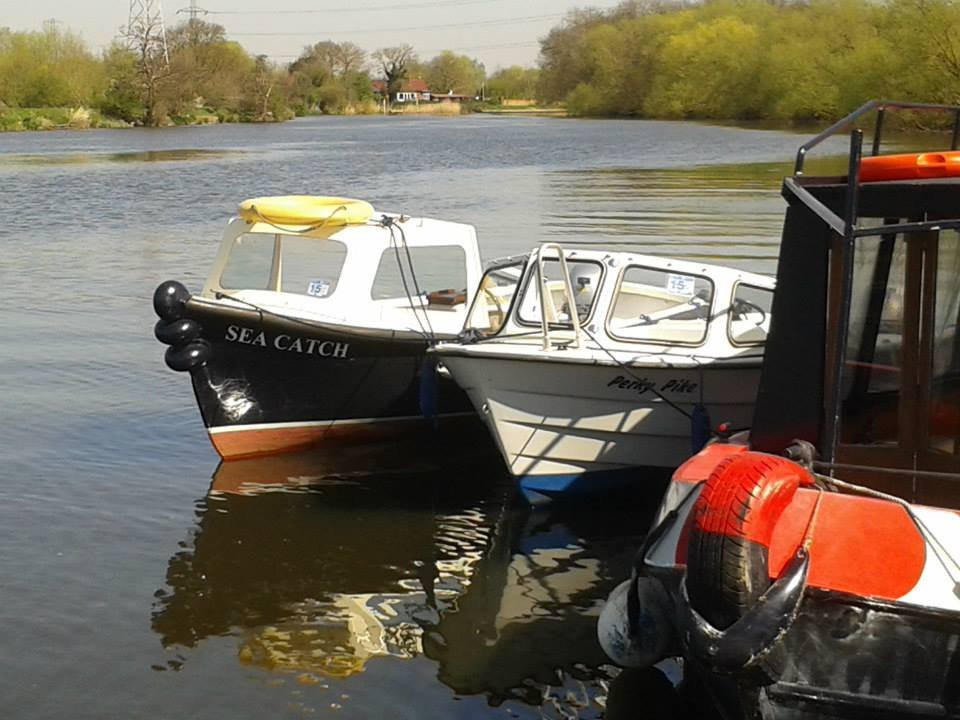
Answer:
[859,151,960,182]
[238,196,374,227]
[685,451,813,630]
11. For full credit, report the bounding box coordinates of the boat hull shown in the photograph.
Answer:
[700,590,960,719]
[439,352,761,496]
[167,297,479,459]
[613,447,960,720]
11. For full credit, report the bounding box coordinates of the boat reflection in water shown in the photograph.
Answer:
[150,442,682,716]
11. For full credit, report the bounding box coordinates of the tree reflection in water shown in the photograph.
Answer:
[150,441,706,716]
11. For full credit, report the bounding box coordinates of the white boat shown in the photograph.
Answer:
[152,196,484,459]
[432,244,775,502]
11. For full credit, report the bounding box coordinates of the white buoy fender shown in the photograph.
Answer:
[598,576,675,668]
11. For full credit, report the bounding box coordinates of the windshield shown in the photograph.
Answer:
[729,283,773,346]
[516,259,603,327]
[220,233,276,290]
[607,266,713,345]
[463,260,524,336]
[219,233,348,297]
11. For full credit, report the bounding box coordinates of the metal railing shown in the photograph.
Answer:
[535,243,582,351]
[793,99,960,176]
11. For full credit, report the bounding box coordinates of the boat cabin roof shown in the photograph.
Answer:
[197,209,483,338]
[750,100,960,504]
[458,244,774,364]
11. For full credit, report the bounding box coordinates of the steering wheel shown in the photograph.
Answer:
[732,297,767,324]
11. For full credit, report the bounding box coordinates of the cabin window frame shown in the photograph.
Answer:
[604,263,716,347]
[368,244,469,302]
[276,235,349,299]
[218,232,282,292]
[462,257,528,339]
[513,257,606,331]
[727,281,774,348]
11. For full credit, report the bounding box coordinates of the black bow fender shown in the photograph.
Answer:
[677,547,810,674]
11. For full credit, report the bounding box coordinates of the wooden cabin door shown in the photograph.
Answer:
[915,230,960,503]
[834,229,960,504]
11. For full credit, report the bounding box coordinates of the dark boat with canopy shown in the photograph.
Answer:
[598,100,960,719]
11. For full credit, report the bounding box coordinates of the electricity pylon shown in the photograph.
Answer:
[125,0,170,67]
[177,0,207,21]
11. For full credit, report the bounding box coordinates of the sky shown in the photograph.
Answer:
[0,0,626,70]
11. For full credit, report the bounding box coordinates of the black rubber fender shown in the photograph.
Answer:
[677,547,809,674]
[154,318,201,346]
[154,280,191,322]
[165,339,211,372]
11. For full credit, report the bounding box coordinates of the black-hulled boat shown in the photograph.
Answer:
[599,101,960,719]
[153,196,484,459]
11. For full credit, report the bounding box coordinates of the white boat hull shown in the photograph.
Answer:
[441,353,760,498]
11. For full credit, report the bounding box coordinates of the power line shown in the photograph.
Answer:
[207,0,510,15]
[227,12,562,37]
[176,0,208,20]
[264,40,539,58]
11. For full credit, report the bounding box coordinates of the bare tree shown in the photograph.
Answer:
[123,3,171,126]
[252,55,275,120]
[335,42,366,76]
[374,44,416,100]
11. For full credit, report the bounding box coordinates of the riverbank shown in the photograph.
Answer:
[1,101,572,132]
[0,105,302,132]
[0,107,130,131]
[474,106,567,117]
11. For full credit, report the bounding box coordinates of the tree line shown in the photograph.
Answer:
[0,20,539,128]
[539,0,960,120]
[6,0,956,127]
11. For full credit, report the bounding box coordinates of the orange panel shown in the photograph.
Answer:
[767,489,926,600]
[860,151,960,182]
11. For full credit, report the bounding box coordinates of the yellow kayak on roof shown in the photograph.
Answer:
[238,196,374,227]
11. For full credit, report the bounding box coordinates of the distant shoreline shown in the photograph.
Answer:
[1,103,570,132]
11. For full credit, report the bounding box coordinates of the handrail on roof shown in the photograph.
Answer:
[535,243,582,351]
[794,99,960,175]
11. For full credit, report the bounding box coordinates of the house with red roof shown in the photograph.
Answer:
[371,78,431,104]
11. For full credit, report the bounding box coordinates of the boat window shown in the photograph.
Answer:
[839,236,906,446]
[607,266,713,345]
[929,231,960,455]
[516,259,603,326]
[464,260,525,336]
[220,233,276,290]
[279,237,347,298]
[728,283,773,346]
[371,246,467,301]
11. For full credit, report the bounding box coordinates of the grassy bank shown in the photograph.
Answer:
[473,104,567,117]
[1,101,567,131]
[0,107,130,131]
[1,99,397,131]
[0,106,304,132]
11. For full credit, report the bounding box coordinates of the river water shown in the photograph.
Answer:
[0,115,846,719]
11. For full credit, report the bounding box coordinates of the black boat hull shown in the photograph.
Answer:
[159,293,480,459]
